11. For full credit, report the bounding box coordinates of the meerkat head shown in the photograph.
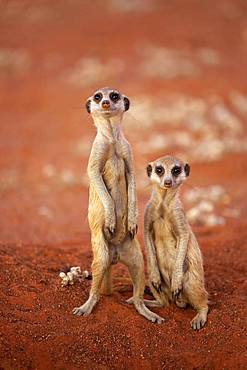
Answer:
[146,155,190,190]
[85,87,130,118]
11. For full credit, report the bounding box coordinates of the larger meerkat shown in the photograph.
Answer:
[73,87,163,323]
[144,155,208,329]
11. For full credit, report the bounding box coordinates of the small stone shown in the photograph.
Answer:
[186,207,201,222]
[38,206,53,219]
[61,169,75,184]
[197,200,214,213]
[205,214,225,227]
[42,164,56,178]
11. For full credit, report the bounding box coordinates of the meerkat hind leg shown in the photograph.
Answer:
[73,233,110,316]
[100,266,112,295]
[143,280,170,308]
[183,272,208,330]
[190,307,208,330]
[120,237,164,324]
[142,299,164,308]
[72,294,99,317]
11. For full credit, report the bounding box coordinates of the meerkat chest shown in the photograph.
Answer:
[153,214,177,250]
[103,144,126,183]
[153,216,177,272]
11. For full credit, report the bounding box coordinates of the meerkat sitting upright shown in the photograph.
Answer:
[144,155,208,330]
[73,87,163,323]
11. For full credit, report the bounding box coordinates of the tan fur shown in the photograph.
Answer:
[144,155,208,329]
[72,87,163,323]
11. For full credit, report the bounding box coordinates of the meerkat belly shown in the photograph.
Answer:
[153,217,177,277]
[103,155,128,243]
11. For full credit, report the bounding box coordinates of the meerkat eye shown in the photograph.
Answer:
[155,166,164,176]
[93,93,103,103]
[109,92,120,102]
[171,166,182,177]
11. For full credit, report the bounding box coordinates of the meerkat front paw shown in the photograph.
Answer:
[128,221,138,239]
[149,270,162,293]
[104,210,116,238]
[128,208,138,239]
[171,272,183,299]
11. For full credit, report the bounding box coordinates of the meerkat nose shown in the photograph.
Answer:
[102,100,110,109]
[164,179,172,187]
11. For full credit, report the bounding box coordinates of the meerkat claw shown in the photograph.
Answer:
[191,316,206,330]
[128,225,138,239]
[190,309,208,330]
[129,230,135,239]
[104,226,115,239]
[151,281,162,293]
[151,282,161,293]
[172,289,181,300]
[72,307,85,316]
[151,315,164,324]
[109,226,115,235]
[72,306,90,316]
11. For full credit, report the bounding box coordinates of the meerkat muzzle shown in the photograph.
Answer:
[102,100,110,109]
[164,179,172,188]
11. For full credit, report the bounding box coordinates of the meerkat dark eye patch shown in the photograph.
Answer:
[184,163,190,177]
[171,166,182,177]
[146,164,152,177]
[86,100,91,113]
[93,92,103,103]
[155,165,165,176]
[109,92,120,102]
[123,97,130,111]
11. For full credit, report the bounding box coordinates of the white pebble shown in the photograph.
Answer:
[42,164,56,178]
[38,206,54,220]
[186,207,201,222]
[197,200,214,213]
[205,214,225,227]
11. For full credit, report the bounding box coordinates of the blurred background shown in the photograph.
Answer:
[0,0,247,244]
[1,2,247,369]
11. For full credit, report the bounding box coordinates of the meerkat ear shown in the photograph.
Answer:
[184,163,190,177]
[146,164,152,177]
[86,99,91,114]
[123,97,130,111]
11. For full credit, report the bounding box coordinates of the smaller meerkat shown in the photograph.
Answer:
[144,155,208,330]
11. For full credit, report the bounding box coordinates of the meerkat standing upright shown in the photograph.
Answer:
[73,87,163,323]
[144,155,208,329]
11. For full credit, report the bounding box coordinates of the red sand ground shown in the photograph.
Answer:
[0,1,247,369]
